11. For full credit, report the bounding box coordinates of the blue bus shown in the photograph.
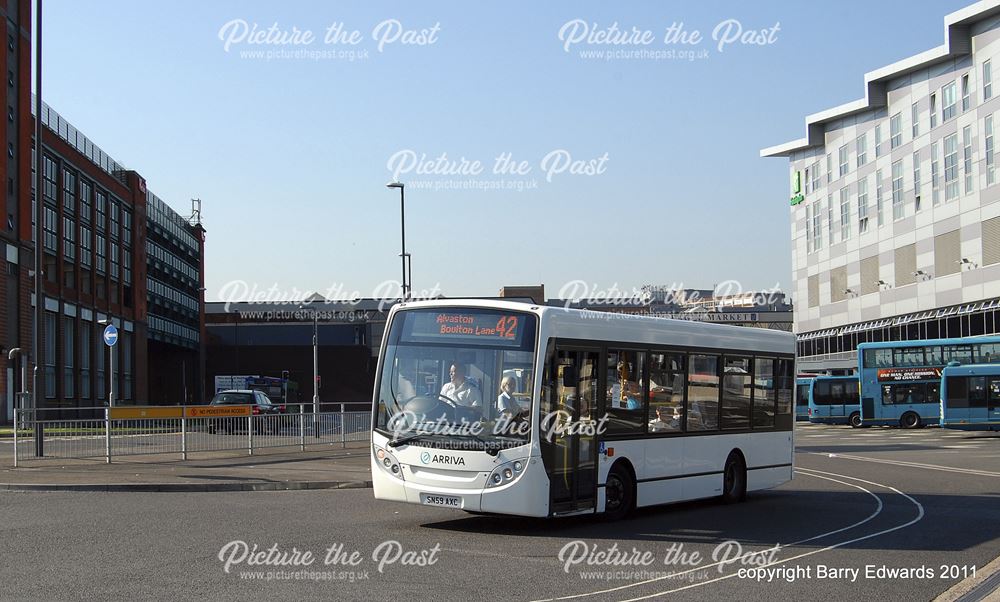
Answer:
[940,364,1000,431]
[808,376,861,427]
[795,376,813,421]
[858,337,1000,428]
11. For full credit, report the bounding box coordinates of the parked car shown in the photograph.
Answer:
[207,390,285,434]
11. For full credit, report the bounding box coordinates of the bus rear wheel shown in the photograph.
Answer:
[603,463,634,521]
[721,452,747,504]
[849,412,863,428]
[900,412,921,429]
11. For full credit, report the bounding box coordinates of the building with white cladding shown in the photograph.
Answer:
[762,0,1000,372]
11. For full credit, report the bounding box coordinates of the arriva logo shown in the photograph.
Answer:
[419,452,466,466]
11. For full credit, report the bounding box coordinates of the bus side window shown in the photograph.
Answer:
[946,376,969,408]
[969,377,988,408]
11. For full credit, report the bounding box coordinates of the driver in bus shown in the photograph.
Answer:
[440,362,483,408]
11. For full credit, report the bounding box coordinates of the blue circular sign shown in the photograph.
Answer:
[420,452,431,464]
[103,324,119,347]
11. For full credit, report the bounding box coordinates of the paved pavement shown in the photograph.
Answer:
[0,442,372,491]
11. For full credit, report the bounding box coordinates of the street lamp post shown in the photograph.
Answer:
[386,182,409,300]
[298,304,320,424]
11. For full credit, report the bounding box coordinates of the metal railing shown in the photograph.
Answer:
[9,405,371,466]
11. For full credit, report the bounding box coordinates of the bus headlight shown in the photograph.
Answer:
[373,445,404,481]
[486,459,526,488]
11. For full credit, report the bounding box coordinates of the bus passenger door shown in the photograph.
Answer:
[541,347,599,515]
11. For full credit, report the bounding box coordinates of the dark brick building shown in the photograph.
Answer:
[0,0,206,420]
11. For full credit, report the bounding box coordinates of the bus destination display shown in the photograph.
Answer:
[403,310,529,347]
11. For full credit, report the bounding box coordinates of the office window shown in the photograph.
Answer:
[43,312,57,398]
[805,205,812,252]
[64,316,74,399]
[856,134,867,167]
[963,125,973,194]
[985,60,993,101]
[876,169,884,227]
[840,187,851,240]
[80,325,90,399]
[858,177,869,233]
[932,141,941,204]
[988,115,996,187]
[79,180,91,223]
[892,160,904,220]
[811,161,820,192]
[839,145,849,177]
[930,93,938,128]
[687,354,718,431]
[913,150,921,201]
[912,102,920,138]
[95,191,106,231]
[123,251,132,286]
[890,112,902,148]
[63,216,75,260]
[109,200,119,240]
[95,323,104,401]
[826,154,832,183]
[812,200,822,250]
[122,332,133,401]
[827,196,834,246]
[944,133,959,201]
[96,233,106,274]
[80,226,91,267]
[942,82,957,121]
[805,167,810,194]
[875,124,882,157]
[62,169,76,214]
[962,73,971,112]
[42,155,56,201]
[110,243,119,280]
[43,205,57,252]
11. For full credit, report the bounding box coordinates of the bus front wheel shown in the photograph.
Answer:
[722,452,747,504]
[603,463,635,521]
[900,412,921,429]
[849,412,863,428]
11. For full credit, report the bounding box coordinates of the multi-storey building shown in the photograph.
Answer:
[763,1,1000,372]
[0,0,205,419]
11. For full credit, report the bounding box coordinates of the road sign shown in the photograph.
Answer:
[103,324,119,347]
[110,406,183,420]
[186,406,251,418]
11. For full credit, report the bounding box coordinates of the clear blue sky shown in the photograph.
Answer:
[38,0,973,302]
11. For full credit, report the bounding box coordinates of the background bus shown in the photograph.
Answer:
[796,376,813,421]
[371,300,795,519]
[808,376,861,427]
[940,364,1000,431]
[858,337,1000,428]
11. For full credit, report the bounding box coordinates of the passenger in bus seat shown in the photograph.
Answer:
[497,376,519,416]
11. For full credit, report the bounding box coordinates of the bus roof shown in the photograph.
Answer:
[857,335,1000,351]
[940,363,1000,376]
[392,298,794,355]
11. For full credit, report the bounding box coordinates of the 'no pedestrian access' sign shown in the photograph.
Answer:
[103,324,119,347]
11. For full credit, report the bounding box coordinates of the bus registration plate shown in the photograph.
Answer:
[422,494,461,508]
